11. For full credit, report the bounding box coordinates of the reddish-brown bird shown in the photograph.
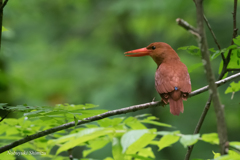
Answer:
[125,42,191,115]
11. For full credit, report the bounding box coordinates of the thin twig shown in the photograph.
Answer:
[226,0,238,64]
[231,0,238,45]
[189,72,240,97]
[68,148,73,160]
[203,15,221,51]
[229,145,240,153]
[0,110,10,122]
[0,0,8,10]
[0,72,240,153]
[203,15,225,62]
[0,0,3,50]
[176,18,200,39]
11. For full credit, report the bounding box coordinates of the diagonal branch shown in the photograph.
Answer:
[0,72,240,153]
[0,0,9,10]
[176,18,200,39]
[203,15,226,63]
[203,15,221,51]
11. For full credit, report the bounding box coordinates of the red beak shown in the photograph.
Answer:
[124,47,151,57]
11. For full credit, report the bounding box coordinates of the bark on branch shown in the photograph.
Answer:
[176,18,200,39]
[184,0,238,158]
[0,72,240,153]
[195,0,228,155]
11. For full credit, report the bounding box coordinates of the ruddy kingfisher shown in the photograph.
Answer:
[125,42,191,115]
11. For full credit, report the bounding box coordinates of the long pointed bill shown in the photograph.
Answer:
[124,47,151,57]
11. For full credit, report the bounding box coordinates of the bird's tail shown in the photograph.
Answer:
[168,97,184,116]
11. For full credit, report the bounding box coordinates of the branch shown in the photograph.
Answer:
[0,0,3,50]
[0,0,8,10]
[203,15,226,62]
[176,18,200,39]
[0,72,240,153]
[0,110,10,122]
[68,148,73,160]
[203,15,221,51]
[189,72,240,97]
[185,71,240,159]
[226,0,238,64]
[231,0,238,45]
[185,1,238,159]
[195,0,228,156]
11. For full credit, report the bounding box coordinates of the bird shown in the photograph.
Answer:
[124,42,191,115]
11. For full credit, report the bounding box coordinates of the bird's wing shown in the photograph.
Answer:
[155,61,191,94]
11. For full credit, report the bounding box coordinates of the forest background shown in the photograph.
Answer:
[0,0,240,160]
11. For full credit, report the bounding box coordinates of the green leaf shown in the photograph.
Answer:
[2,26,8,32]
[213,151,221,159]
[156,130,180,136]
[126,130,157,154]
[48,132,78,145]
[178,45,200,56]
[229,141,240,150]
[228,150,240,156]
[214,154,240,160]
[218,60,223,74]
[211,50,222,60]
[237,50,240,58]
[225,81,240,94]
[124,117,147,129]
[228,49,240,68]
[201,133,219,145]
[121,129,149,153]
[209,48,216,53]
[140,119,171,128]
[74,116,78,126]
[146,116,158,120]
[227,44,238,50]
[158,134,180,151]
[56,128,114,155]
[24,110,44,117]
[138,147,155,159]
[83,139,109,157]
[112,137,124,160]
[233,36,240,46]
[6,127,19,136]
[180,134,200,148]
[97,117,124,127]
[0,152,15,160]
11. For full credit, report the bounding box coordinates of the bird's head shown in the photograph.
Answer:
[124,42,179,66]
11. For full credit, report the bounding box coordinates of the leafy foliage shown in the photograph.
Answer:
[1,104,240,159]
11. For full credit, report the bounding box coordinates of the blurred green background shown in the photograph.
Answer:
[1,0,240,159]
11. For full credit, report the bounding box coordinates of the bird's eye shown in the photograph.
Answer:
[151,46,156,50]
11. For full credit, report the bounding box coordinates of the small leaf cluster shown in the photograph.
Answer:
[178,36,240,96]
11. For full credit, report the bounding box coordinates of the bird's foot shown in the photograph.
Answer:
[160,99,168,107]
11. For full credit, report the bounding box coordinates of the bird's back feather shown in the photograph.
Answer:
[155,59,191,115]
